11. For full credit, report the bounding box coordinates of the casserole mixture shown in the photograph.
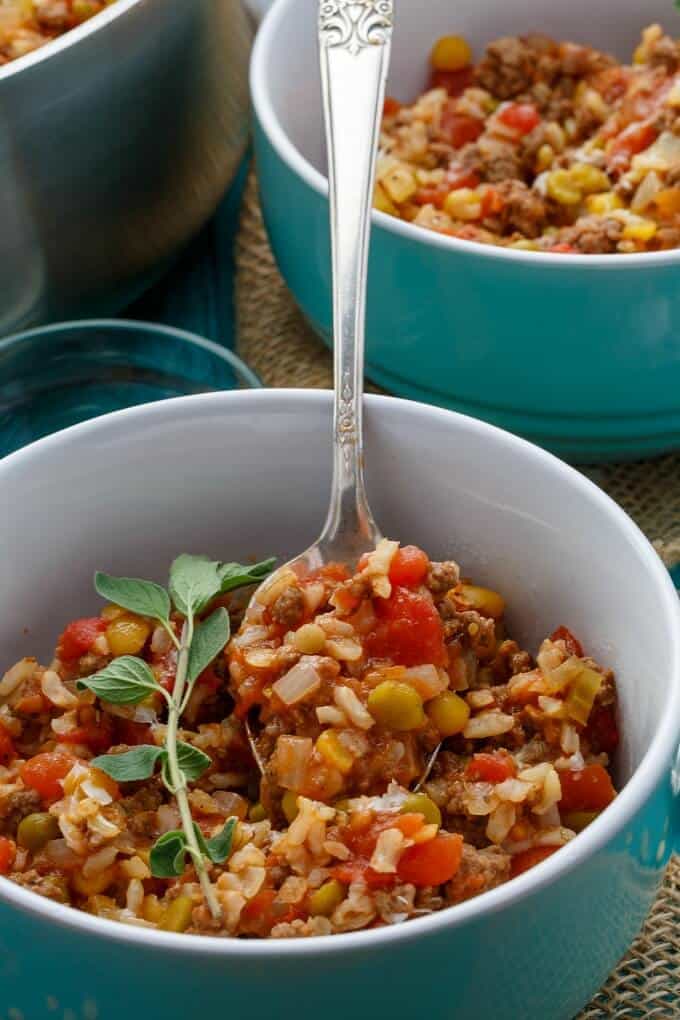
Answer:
[0,543,618,937]
[377,25,680,252]
[0,0,112,65]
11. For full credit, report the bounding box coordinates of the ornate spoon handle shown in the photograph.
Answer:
[317,0,394,558]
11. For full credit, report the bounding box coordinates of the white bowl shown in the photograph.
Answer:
[0,391,678,1020]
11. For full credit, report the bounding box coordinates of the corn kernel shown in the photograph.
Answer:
[367,681,426,731]
[430,34,472,72]
[562,810,599,833]
[282,790,299,824]
[568,163,611,194]
[309,879,346,917]
[381,164,418,204]
[547,170,581,205]
[160,895,194,933]
[316,729,354,775]
[622,217,657,241]
[100,603,126,622]
[450,583,505,619]
[654,187,680,216]
[426,691,471,736]
[106,614,151,657]
[400,792,442,827]
[248,802,268,823]
[72,865,117,897]
[535,144,554,172]
[142,894,164,923]
[444,187,482,221]
[374,182,398,215]
[293,623,326,655]
[586,192,623,215]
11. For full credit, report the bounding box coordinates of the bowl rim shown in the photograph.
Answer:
[251,0,680,271]
[0,0,142,84]
[0,388,678,956]
[0,318,262,391]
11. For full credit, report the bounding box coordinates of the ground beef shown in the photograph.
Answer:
[655,224,680,247]
[475,34,559,100]
[33,0,70,30]
[0,789,41,837]
[493,179,548,237]
[557,215,623,253]
[462,137,524,183]
[10,868,70,903]
[119,779,165,836]
[446,844,511,904]
[426,560,460,594]
[270,586,305,629]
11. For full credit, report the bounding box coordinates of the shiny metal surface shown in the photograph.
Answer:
[0,0,252,334]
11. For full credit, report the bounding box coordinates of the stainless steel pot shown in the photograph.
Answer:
[0,0,253,334]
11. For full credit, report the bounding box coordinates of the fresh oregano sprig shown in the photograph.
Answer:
[78,554,274,921]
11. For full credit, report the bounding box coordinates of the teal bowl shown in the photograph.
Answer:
[0,390,678,1020]
[252,0,680,462]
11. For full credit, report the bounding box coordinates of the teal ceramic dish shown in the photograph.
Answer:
[0,390,678,1020]
[0,319,260,456]
[251,0,680,462]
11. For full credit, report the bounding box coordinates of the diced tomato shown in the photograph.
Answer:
[609,122,657,161]
[549,244,577,254]
[585,705,619,755]
[429,66,474,96]
[559,765,616,813]
[510,845,560,878]
[391,813,426,839]
[0,721,15,765]
[389,546,430,587]
[0,837,16,875]
[414,185,448,208]
[239,889,306,935]
[465,752,516,784]
[397,832,463,887]
[480,186,504,218]
[366,586,446,666]
[316,563,350,583]
[550,626,584,658]
[383,96,401,117]
[498,102,540,136]
[59,718,114,754]
[440,109,484,148]
[332,859,397,890]
[58,617,107,661]
[114,718,153,747]
[20,751,76,803]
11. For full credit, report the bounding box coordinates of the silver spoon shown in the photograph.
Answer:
[252,1,394,603]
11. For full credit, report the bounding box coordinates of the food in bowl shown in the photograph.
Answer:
[376,24,680,253]
[0,540,619,938]
[0,0,112,64]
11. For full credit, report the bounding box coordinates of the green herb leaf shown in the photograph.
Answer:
[204,817,238,864]
[169,555,223,617]
[94,572,171,623]
[218,558,277,595]
[187,608,230,685]
[150,830,188,878]
[77,656,159,705]
[91,745,165,782]
[176,741,212,781]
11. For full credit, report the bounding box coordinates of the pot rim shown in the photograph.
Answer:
[0,0,142,84]
[0,389,678,957]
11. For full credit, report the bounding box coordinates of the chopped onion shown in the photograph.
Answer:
[273,660,322,706]
[463,711,515,739]
[272,736,313,791]
[46,838,80,868]
[402,664,447,701]
[633,131,680,171]
[0,658,37,701]
[486,802,516,844]
[631,170,662,211]
[303,582,326,614]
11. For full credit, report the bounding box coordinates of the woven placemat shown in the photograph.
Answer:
[234,169,679,1016]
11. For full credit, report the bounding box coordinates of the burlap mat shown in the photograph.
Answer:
[234,170,679,1015]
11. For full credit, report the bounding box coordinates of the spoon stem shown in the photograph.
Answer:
[318,0,394,559]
